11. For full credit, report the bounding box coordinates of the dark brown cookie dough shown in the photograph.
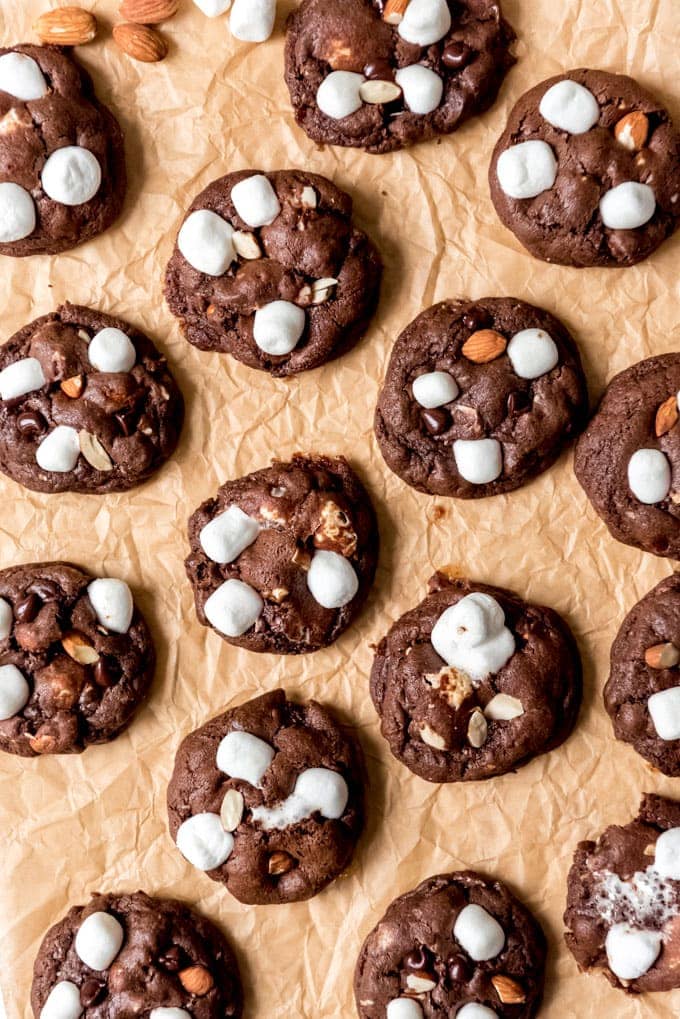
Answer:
[164,169,382,376]
[370,573,581,783]
[574,354,680,558]
[167,689,364,906]
[284,0,515,155]
[489,70,680,268]
[564,794,680,993]
[0,45,126,256]
[31,890,242,1018]
[0,303,183,494]
[185,454,379,654]
[375,297,588,498]
[354,871,546,1018]
[0,562,154,757]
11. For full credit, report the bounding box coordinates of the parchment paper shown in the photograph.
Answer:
[1,0,680,1015]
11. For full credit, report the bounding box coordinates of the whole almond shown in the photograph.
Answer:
[491,974,526,1004]
[178,965,214,996]
[34,7,97,45]
[615,111,649,152]
[62,631,100,665]
[232,231,261,260]
[462,329,507,364]
[113,22,168,62]
[645,642,680,669]
[60,374,84,399]
[79,430,113,471]
[119,0,179,23]
[383,0,409,24]
[220,789,244,832]
[655,395,678,438]
[268,851,295,875]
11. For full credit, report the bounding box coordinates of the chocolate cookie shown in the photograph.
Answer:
[375,298,588,498]
[31,890,242,1018]
[574,354,680,558]
[0,303,183,494]
[0,45,126,256]
[0,562,154,757]
[164,169,382,376]
[354,871,546,1018]
[185,454,379,654]
[564,793,680,993]
[167,689,364,906]
[370,573,581,783]
[489,70,680,268]
[284,0,515,155]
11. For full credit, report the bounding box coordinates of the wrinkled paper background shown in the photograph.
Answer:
[1,0,680,1016]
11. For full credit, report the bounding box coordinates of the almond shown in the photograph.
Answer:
[359,79,402,104]
[311,277,339,305]
[60,374,84,399]
[292,547,312,571]
[491,974,526,1004]
[34,7,97,45]
[220,789,244,832]
[467,709,488,748]
[383,0,410,24]
[301,186,317,209]
[268,851,295,875]
[484,693,524,721]
[419,723,447,750]
[61,631,100,665]
[232,231,261,260]
[119,0,179,23]
[462,329,507,364]
[178,965,214,996]
[79,430,114,471]
[29,732,57,754]
[113,22,168,62]
[655,395,678,438]
[614,111,649,152]
[645,642,680,669]
[405,972,437,993]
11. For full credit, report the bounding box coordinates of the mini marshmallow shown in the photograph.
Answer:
[648,686,680,741]
[0,357,45,400]
[654,827,680,879]
[74,911,124,971]
[87,578,134,634]
[176,812,234,871]
[507,328,559,380]
[253,301,306,356]
[398,0,451,45]
[496,140,558,199]
[150,1011,192,1019]
[395,64,443,115]
[231,173,281,227]
[412,371,459,409]
[457,1006,498,1019]
[192,0,231,13]
[0,52,48,101]
[605,923,661,980]
[204,579,264,637]
[317,71,365,120]
[230,0,276,42]
[216,730,275,785]
[36,426,80,473]
[41,146,102,205]
[453,438,503,485]
[40,981,83,1019]
[252,767,349,829]
[431,593,515,682]
[0,597,12,640]
[0,182,36,243]
[178,209,235,276]
[88,328,136,373]
[539,79,600,134]
[600,182,656,230]
[307,550,359,609]
[453,903,505,961]
[0,664,30,720]
[200,505,260,564]
[386,1000,423,1019]
[627,448,671,504]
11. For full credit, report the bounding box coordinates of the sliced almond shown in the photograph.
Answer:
[467,709,488,748]
[301,186,317,209]
[491,974,526,1004]
[645,642,680,669]
[79,430,114,471]
[220,789,244,832]
[62,631,100,665]
[359,79,402,105]
[655,395,678,437]
[614,111,649,152]
[419,723,447,750]
[383,0,409,24]
[311,278,339,305]
[462,329,507,364]
[484,693,524,721]
[233,231,261,260]
[60,374,84,399]
[405,972,437,993]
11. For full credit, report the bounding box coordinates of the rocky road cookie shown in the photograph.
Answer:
[0,562,154,757]
[167,689,364,905]
[164,169,382,376]
[574,354,680,558]
[564,793,680,993]
[489,70,680,267]
[370,573,581,783]
[284,0,515,155]
[185,454,378,654]
[0,303,183,494]
[0,45,126,256]
[375,297,588,498]
[31,890,242,1018]
[354,871,546,1018]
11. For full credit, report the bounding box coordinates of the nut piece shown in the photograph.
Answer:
[178,965,214,997]
[220,789,244,832]
[383,0,410,24]
[60,375,84,399]
[34,7,97,45]
[29,732,57,754]
[462,329,507,364]
[359,80,402,104]
[62,631,100,665]
[425,666,473,709]
[314,500,357,556]
[265,587,289,604]
[405,972,437,993]
[467,709,488,748]
[79,430,114,471]
[113,22,168,62]
[655,395,679,438]
[484,693,524,721]
[491,974,526,1004]
[232,231,262,260]
[119,0,179,22]
[268,851,295,875]
[292,547,312,571]
[301,186,317,209]
[614,111,649,152]
[311,278,339,305]
[645,642,680,669]
[419,723,447,750]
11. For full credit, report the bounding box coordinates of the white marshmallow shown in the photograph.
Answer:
[0,357,45,400]
[317,71,365,120]
[88,328,136,373]
[200,505,260,564]
[654,827,680,879]
[216,730,275,786]
[307,550,359,609]
[204,579,264,637]
[627,448,671,504]
[251,767,349,829]
[412,371,458,408]
[0,597,12,639]
[386,1001,423,1019]
[496,140,558,199]
[150,1011,192,1019]
[539,79,600,134]
[192,0,231,14]
[36,426,80,473]
[457,1006,497,1019]
[507,329,559,380]
[40,982,83,1019]
[0,182,36,242]
[395,64,443,115]
[600,182,656,229]
[453,903,506,961]
[431,593,515,682]
[253,301,306,356]
[230,0,276,42]
[605,923,661,980]
[648,686,680,741]
[398,0,451,45]
[41,146,102,205]
[0,52,48,101]
[74,911,124,971]
[176,812,234,871]
[0,664,30,720]
[231,174,281,227]
[453,438,502,485]
[87,578,134,634]
[178,209,235,276]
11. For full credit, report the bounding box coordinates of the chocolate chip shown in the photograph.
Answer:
[462,308,491,331]
[28,580,60,602]
[404,946,432,971]
[115,412,134,436]
[159,945,183,971]
[80,980,105,1007]
[364,59,394,81]
[507,390,529,415]
[17,410,46,437]
[15,593,42,623]
[442,41,473,69]
[422,408,450,435]
[447,953,471,983]
[94,658,116,688]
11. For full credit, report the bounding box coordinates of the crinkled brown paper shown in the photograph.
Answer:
[1,0,680,1016]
